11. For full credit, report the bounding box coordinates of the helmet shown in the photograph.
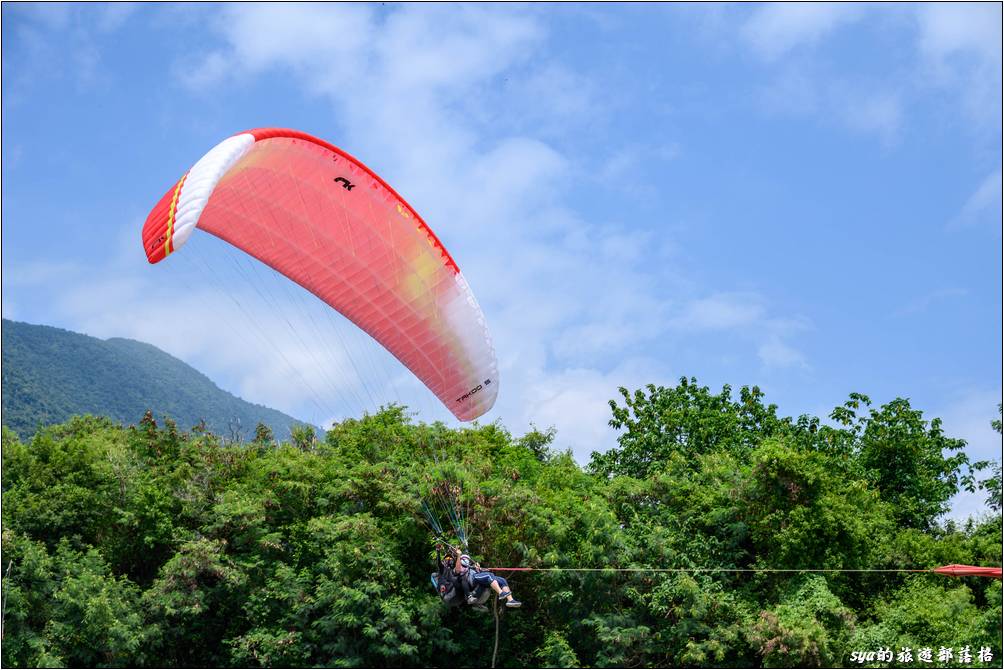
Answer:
[460,554,472,568]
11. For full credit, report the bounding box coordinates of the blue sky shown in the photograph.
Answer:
[2,3,1000,516]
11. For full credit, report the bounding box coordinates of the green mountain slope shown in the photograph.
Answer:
[1,318,310,440]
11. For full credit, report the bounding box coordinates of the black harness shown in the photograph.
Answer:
[432,550,488,608]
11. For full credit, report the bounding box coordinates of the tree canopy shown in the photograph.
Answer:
[2,379,1001,668]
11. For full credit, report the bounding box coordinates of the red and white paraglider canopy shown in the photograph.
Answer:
[142,128,497,421]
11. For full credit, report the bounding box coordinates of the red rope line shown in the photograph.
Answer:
[486,567,949,574]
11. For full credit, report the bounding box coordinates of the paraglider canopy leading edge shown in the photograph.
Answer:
[141,127,498,421]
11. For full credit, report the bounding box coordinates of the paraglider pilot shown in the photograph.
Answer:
[453,547,522,608]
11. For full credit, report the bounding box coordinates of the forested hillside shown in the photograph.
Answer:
[1,319,308,441]
[2,379,1000,668]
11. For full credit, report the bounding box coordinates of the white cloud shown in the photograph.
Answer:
[94,4,137,33]
[894,288,969,317]
[177,51,231,92]
[950,169,1003,231]
[756,65,905,144]
[500,64,598,138]
[515,360,661,462]
[934,387,1003,520]
[741,307,813,371]
[742,3,864,61]
[916,3,1002,127]
[758,336,809,371]
[744,4,1000,143]
[837,90,904,145]
[0,3,133,95]
[669,292,765,331]
[21,4,74,31]
[2,260,82,289]
[757,67,820,118]
[937,388,1003,466]
[916,3,1002,67]
[662,293,811,371]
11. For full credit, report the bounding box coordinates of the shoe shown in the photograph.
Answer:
[505,599,522,608]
